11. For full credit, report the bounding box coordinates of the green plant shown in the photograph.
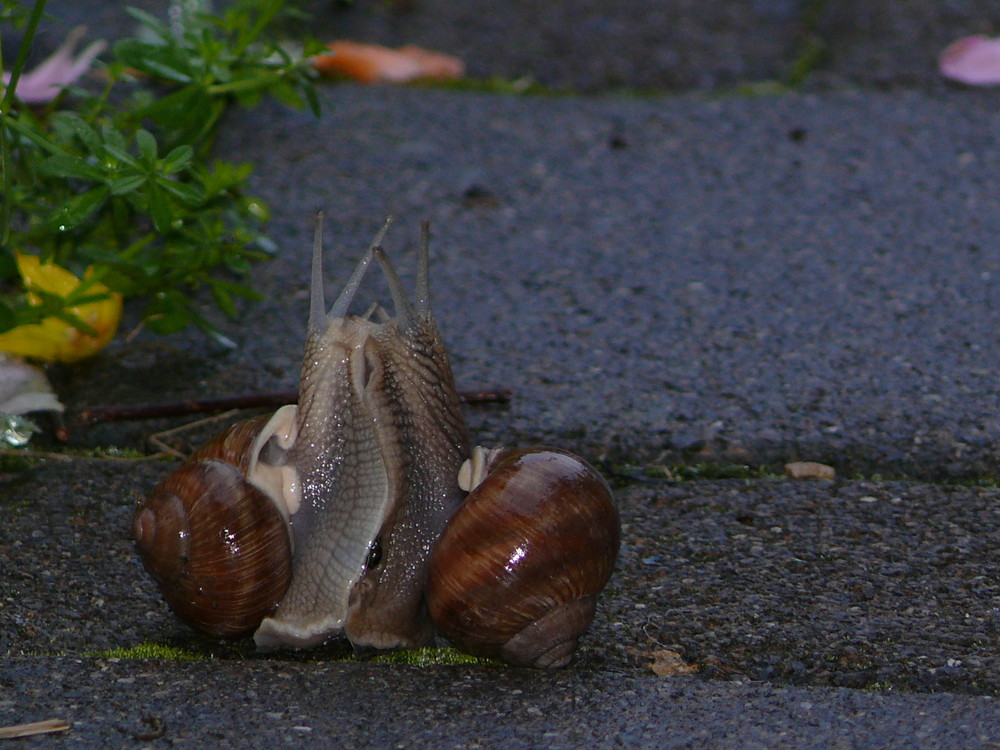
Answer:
[0,0,322,346]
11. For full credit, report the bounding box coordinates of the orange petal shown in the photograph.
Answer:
[397,45,465,79]
[313,40,463,84]
[314,41,421,83]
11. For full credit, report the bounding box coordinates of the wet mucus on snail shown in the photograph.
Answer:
[132,218,620,668]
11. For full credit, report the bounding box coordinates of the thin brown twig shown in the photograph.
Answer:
[148,410,242,458]
[458,388,513,405]
[72,388,512,428]
[0,449,174,463]
[0,718,71,739]
[75,391,299,426]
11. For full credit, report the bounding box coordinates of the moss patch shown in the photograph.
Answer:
[360,647,500,667]
[92,643,208,661]
[90,641,498,667]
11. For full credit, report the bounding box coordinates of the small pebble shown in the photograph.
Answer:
[784,461,836,480]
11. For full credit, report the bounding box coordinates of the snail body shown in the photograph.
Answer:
[133,220,619,666]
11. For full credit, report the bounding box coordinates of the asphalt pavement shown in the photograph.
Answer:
[4,0,1000,746]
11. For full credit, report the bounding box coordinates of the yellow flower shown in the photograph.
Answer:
[0,253,123,362]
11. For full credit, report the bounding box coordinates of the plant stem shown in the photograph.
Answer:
[0,0,49,115]
[1,0,50,245]
[2,111,70,154]
[207,72,284,95]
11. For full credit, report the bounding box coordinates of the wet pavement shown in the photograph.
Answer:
[4,0,1000,746]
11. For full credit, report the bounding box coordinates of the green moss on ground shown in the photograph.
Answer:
[90,642,499,667]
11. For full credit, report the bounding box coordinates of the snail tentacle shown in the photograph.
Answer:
[319,216,392,327]
[414,221,431,317]
[372,245,416,326]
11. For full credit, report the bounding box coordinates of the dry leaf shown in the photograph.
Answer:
[313,40,464,84]
[784,461,836,480]
[0,719,70,739]
[647,649,697,677]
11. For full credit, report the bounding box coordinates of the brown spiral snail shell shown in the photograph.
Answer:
[132,415,295,637]
[427,446,619,668]
[132,219,620,666]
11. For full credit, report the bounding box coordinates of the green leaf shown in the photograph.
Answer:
[143,183,174,232]
[262,80,301,110]
[223,255,251,275]
[0,299,17,333]
[50,112,102,153]
[38,153,104,181]
[101,124,128,153]
[46,187,109,232]
[113,40,193,84]
[192,315,238,349]
[232,87,264,109]
[124,7,171,43]
[0,250,17,281]
[133,86,214,136]
[215,278,263,302]
[155,178,204,205]
[301,77,321,117]
[160,144,194,174]
[76,246,134,270]
[53,309,99,337]
[103,143,141,169]
[241,196,270,223]
[209,280,237,318]
[108,174,147,196]
[144,290,192,334]
[136,129,158,164]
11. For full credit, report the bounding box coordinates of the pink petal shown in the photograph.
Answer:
[939,35,1000,85]
[2,26,106,104]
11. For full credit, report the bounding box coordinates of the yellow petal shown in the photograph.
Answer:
[16,252,85,299]
[0,254,123,363]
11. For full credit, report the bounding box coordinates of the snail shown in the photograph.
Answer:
[132,218,620,667]
[131,415,294,638]
[428,446,620,667]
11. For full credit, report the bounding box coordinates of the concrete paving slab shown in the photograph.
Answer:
[5,1,1000,747]
[5,458,1000,723]
[51,84,1000,480]
[4,657,1000,748]
[815,1,1000,89]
